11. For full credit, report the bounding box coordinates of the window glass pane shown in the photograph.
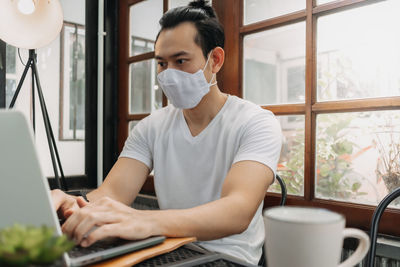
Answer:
[269,115,304,196]
[315,111,400,208]
[169,0,212,9]
[316,0,333,4]
[244,0,305,25]
[129,59,162,114]
[129,120,139,133]
[317,0,400,101]
[6,44,16,74]
[5,44,17,107]
[6,0,86,176]
[5,79,16,107]
[130,0,162,56]
[243,22,305,105]
[60,23,85,140]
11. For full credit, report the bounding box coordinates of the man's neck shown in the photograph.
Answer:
[182,86,228,137]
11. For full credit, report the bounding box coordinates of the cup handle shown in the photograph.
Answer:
[338,228,370,267]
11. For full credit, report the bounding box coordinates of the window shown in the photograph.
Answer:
[119,0,166,152]
[119,1,220,193]
[60,22,86,141]
[168,0,211,10]
[118,0,400,235]
[0,42,4,107]
[243,0,305,25]
[0,0,98,189]
[243,21,306,105]
[5,44,17,107]
[119,0,215,150]
[214,0,400,236]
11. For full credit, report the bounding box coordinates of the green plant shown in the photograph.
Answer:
[273,127,304,195]
[315,114,366,199]
[0,224,74,266]
[275,114,367,199]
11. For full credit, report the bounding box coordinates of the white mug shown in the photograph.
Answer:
[263,206,370,267]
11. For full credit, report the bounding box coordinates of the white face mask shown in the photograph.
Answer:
[157,53,217,109]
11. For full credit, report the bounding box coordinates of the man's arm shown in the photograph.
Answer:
[62,160,273,245]
[86,157,150,205]
[53,157,150,219]
[150,160,273,240]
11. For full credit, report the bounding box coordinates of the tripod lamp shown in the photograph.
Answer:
[0,0,68,190]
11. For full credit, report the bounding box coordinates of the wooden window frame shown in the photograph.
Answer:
[59,21,86,142]
[215,0,400,236]
[118,0,170,194]
[118,0,400,235]
[118,0,169,154]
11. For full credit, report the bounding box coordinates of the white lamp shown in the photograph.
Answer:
[0,0,67,190]
[0,0,63,49]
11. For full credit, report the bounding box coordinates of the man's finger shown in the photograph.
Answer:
[81,224,119,247]
[64,209,75,219]
[73,212,117,244]
[51,189,64,211]
[62,209,86,239]
[77,196,89,208]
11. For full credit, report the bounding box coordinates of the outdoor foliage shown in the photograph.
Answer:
[273,111,400,206]
[273,114,367,200]
[373,113,400,204]
[315,114,367,199]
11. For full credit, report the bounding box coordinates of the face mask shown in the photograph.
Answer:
[157,53,217,109]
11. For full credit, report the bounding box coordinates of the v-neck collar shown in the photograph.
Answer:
[179,95,232,143]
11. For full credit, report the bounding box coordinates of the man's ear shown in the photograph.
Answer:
[211,47,225,74]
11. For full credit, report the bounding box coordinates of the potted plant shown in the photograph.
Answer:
[0,224,74,266]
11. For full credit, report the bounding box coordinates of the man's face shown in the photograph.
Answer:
[155,22,211,76]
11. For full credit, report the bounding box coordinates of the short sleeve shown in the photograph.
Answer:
[119,118,153,170]
[233,111,282,175]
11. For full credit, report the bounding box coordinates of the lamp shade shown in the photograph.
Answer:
[0,0,63,49]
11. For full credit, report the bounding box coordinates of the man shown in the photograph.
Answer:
[53,0,282,264]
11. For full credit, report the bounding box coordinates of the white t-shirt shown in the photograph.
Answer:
[120,95,282,264]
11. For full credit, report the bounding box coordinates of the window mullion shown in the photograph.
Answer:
[313,98,400,113]
[163,0,168,12]
[304,0,316,201]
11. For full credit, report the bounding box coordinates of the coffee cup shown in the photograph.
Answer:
[263,206,370,267]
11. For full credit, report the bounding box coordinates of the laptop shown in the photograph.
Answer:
[0,110,165,266]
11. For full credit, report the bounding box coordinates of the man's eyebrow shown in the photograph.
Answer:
[155,51,190,60]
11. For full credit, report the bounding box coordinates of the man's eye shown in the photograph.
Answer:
[158,62,167,67]
[177,59,186,64]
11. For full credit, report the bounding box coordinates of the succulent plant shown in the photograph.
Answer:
[0,224,74,266]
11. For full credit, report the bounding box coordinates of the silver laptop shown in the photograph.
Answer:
[0,110,165,266]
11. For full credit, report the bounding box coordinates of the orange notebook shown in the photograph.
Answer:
[89,237,196,267]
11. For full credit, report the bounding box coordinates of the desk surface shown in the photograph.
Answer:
[89,237,196,267]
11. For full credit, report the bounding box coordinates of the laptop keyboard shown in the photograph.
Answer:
[68,238,132,258]
[136,246,250,267]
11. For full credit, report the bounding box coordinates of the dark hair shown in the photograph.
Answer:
[156,0,224,58]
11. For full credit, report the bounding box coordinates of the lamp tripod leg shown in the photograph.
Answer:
[32,60,35,133]
[9,49,68,191]
[32,60,68,191]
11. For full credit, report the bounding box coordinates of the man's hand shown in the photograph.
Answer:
[51,189,87,220]
[61,197,157,247]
